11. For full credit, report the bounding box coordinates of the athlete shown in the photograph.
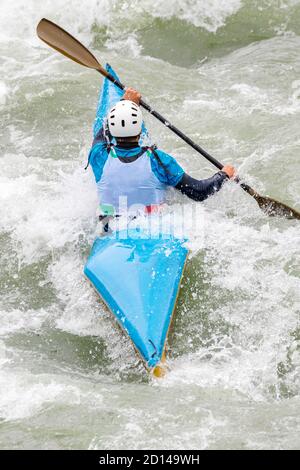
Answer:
[88,87,236,225]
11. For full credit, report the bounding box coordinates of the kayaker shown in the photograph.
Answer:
[88,87,236,223]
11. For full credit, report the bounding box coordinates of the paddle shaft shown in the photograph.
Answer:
[98,70,300,219]
[104,72,268,202]
[104,72,286,209]
[103,71,224,171]
[103,70,300,220]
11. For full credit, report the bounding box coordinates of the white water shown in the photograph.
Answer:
[0,0,300,450]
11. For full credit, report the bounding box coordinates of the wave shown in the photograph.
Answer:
[2,0,300,65]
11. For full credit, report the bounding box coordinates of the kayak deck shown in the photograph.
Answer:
[84,229,188,375]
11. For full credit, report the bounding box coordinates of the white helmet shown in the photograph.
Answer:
[107,100,143,138]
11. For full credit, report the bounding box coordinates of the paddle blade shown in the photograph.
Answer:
[241,183,300,220]
[36,18,108,75]
[256,195,300,220]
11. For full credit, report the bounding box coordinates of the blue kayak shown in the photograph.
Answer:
[84,65,188,376]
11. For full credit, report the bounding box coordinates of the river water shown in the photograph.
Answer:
[0,0,300,450]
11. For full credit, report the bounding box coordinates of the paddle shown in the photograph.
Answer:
[36,18,300,220]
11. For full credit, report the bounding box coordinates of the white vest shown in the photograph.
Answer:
[97,149,167,214]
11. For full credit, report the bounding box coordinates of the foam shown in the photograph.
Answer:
[138,0,242,32]
[0,81,9,106]
[0,367,104,421]
[0,308,49,336]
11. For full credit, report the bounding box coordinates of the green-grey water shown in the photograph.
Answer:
[0,0,300,450]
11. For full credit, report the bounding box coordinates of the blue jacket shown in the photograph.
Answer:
[88,127,227,203]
